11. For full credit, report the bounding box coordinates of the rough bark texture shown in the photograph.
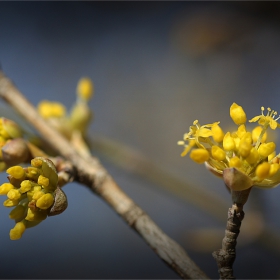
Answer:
[212,207,244,279]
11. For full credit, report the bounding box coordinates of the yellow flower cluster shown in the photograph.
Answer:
[178,103,280,190]
[37,77,94,138]
[0,157,59,240]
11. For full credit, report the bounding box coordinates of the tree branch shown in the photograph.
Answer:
[0,70,208,280]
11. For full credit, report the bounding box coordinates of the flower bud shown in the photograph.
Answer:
[190,149,210,164]
[6,166,26,180]
[1,118,22,139]
[36,193,54,210]
[211,145,226,161]
[230,103,247,125]
[7,189,21,200]
[256,162,270,180]
[2,138,30,166]
[245,148,259,165]
[77,77,94,101]
[10,222,26,240]
[269,163,279,177]
[229,156,241,168]
[223,132,235,151]
[211,123,224,143]
[0,183,14,195]
[258,142,276,158]
[238,132,252,158]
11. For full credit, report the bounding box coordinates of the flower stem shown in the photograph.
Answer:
[212,187,251,279]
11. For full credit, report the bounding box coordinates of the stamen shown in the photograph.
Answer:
[261,106,264,115]
[267,107,271,117]
[193,120,198,125]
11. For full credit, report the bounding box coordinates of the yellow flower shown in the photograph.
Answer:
[0,157,68,240]
[230,103,247,125]
[38,101,66,119]
[178,103,280,191]
[37,77,94,140]
[249,107,280,130]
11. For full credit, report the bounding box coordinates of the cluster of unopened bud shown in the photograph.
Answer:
[37,77,94,139]
[0,157,67,240]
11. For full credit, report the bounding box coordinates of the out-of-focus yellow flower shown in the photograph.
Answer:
[0,157,67,240]
[38,101,66,119]
[178,103,280,191]
[37,77,94,140]
[77,77,94,101]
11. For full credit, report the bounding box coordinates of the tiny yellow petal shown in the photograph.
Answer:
[190,149,210,164]
[198,128,213,138]
[270,119,278,130]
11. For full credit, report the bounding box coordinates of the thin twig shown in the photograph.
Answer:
[212,187,251,279]
[0,70,209,280]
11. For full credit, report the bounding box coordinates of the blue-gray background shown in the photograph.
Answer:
[1,2,280,279]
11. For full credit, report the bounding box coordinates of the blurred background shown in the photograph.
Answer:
[1,2,280,279]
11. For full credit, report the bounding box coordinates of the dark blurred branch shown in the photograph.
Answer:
[0,70,208,280]
[90,134,229,220]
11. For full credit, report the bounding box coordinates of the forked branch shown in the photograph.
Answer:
[0,70,208,280]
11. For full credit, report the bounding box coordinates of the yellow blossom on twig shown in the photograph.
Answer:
[0,157,67,240]
[178,103,280,190]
